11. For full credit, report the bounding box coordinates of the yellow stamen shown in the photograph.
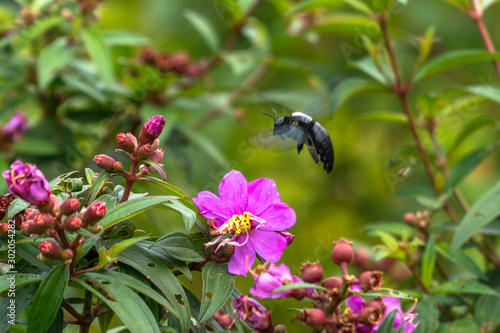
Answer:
[220,212,253,235]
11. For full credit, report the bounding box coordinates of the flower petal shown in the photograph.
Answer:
[193,191,231,227]
[219,170,248,214]
[247,178,277,215]
[250,229,287,263]
[258,202,296,231]
[228,240,255,276]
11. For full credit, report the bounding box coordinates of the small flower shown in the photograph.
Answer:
[83,202,107,225]
[233,295,273,332]
[194,170,296,276]
[2,111,28,142]
[2,160,50,205]
[250,263,303,299]
[139,115,165,144]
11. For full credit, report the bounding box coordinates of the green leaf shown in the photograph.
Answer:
[98,195,179,230]
[462,84,500,105]
[432,280,497,296]
[162,201,197,231]
[107,236,150,259]
[61,73,107,104]
[445,147,492,191]
[314,14,380,36]
[37,39,74,89]
[0,283,39,331]
[118,246,191,333]
[435,246,485,278]
[396,184,439,208]
[450,179,500,253]
[273,282,328,293]
[27,264,69,333]
[444,0,470,11]
[14,17,64,49]
[184,10,219,53]
[377,309,398,333]
[76,277,161,333]
[349,57,391,85]
[0,274,43,294]
[15,243,51,271]
[413,296,439,333]
[437,319,480,333]
[342,0,374,14]
[101,30,149,46]
[329,77,389,112]
[474,295,500,333]
[372,0,396,11]
[7,198,30,220]
[151,232,204,263]
[81,28,115,88]
[286,0,344,16]
[143,160,167,181]
[212,0,243,21]
[198,262,236,323]
[421,236,436,289]
[87,171,111,204]
[363,222,413,236]
[413,50,500,83]
[356,111,407,124]
[448,117,497,156]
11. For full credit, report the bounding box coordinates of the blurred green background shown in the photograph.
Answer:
[1,0,500,331]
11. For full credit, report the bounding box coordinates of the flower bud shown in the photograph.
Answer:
[21,220,46,234]
[2,160,50,205]
[138,115,165,145]
[322,277,343,291]
[113,161,124,172]
[301,261,324,284]
[61,249,74,260]
[83,202,107,225]
[216,314,233,330]
[12,212,25,230]
[151,139,160,151]
[404,212,417,225]
[1,111,28,142]
[137,143,153,160]
[331,239,354,267]
[274,325,287,333]
[94,154,116,171]
[39,241,61,259]
[170,52,191,74]
[37,194,60,214]
[138,47,157,66]
[279,231,295,245]
[0,223,9,234]
[149,149,164,164]
[85,224,103,233]
[116,132,138,153]
[60,197,81,216]
[34,212,55,229]
[63,216,82,231]
[359,271,383,292]
[155,52,171,72]
[299,308,325,330]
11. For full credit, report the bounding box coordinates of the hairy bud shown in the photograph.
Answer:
[39,241,61,259]
[331,238,354,267]
[60,197,81,216]
[63,216,82,231]
[116,132,138,153]
[322,276,343,292]
[94,154,116,171]
[83,202,107,225]
[137,144,153,160]
[300,309,325,330]
[301,261,324,284]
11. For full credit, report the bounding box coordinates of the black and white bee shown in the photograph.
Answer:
[266,110,334,174]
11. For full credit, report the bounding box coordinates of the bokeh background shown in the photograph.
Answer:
[1,0,500,331]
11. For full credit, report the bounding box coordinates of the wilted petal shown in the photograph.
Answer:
[247,178,277,215]
[258,202,296,231]
[228,240,255,276]
[250,229,287,263]
[219,170,248,214]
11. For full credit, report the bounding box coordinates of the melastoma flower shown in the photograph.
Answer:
[139,115,165,144]
[2,111,28,142]
[250,263,303,299]
[233,295,273,332]
[193,170,296,276]
[2,160,50,205]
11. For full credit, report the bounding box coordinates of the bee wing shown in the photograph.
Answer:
[247,127,304,152]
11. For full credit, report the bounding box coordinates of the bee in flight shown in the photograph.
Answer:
[264,109,334,174]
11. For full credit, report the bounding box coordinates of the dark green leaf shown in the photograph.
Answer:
[162,201,197,231]
[27,264,69,333]
[76,277,161,333]
[0,283,39,331]
[413,296,439,333]
[198,262,236,323]
[421,236,436,289]
[474,295,500,333]
[329,77,389,112]
[450,179,500,253]
[413,50,500,83]
[14,17,64,49]
[61,73,107,104]
[377,309,398,333]
[445,147,492,191]
[107,236,150,259]
[151,232,204,262]
[7,198,30,220]
[0,274,43,294]
[437,319,480,333]
[98,195,179,230]
[47,308,64,333]
[432,280,497,295]
[87,171,111,204]
[37,39,74,89]
[81,28,115,88]
[15,243,51,272]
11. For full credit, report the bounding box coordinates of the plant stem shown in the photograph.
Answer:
[468,0,500,78]
[120,158,138,203]
[61,299,87,323]
[79,289,93,333]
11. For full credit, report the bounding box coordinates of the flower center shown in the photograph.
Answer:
[221,212,253,235]
[11,170,26,185]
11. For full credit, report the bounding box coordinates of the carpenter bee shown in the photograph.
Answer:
[264,109,334,174]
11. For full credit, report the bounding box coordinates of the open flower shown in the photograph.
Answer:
[2,160,50,205]
[233,295,273,332]
[194,170,296,276]
[250,263,304,299]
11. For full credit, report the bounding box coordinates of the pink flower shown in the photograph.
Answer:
[194,170,296,276]
[233,295,273,331]
[2,160,50,205]
[250,263,303,299]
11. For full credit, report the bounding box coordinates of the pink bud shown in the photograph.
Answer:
[83,202,107,225]
[137,143,153,160]
[138,116,165,145]
[331,239,354,267]
[94,154,116,171]
[39,241,61,259]
[63,216,82,231]
[116,132,138,153]
[149,149,164,164]
[300,261,324,284]
[60,197,81,216]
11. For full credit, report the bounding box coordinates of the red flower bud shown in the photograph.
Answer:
[274,325,287,333]
[170,52,191,74]
[116,132,138,153]
[37,194,60,214]
[39,241,61,259]
[155,52,171,72]
[63,216,82,231]
[138,116,165,145]
[83,202,107,225]
[322,277,343,291]
[21,220,46,234]
[94,154,116,171]
[0,223,9,234]
[137,143,153,160]
[149,149,164,164]
[33,212,55,229]
[12,212,25,230]
[299,309,325,330]
[60,197,81,216]
[359,271,383,292]
[301,261,324,284]
[331,239,354,267]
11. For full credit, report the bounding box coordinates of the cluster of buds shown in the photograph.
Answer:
[0,160,108,261]
[223,238,418,333]
[138,47,206,78]
[94,115,166,182]
[404,211,430,230]
[0,111,28,150]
